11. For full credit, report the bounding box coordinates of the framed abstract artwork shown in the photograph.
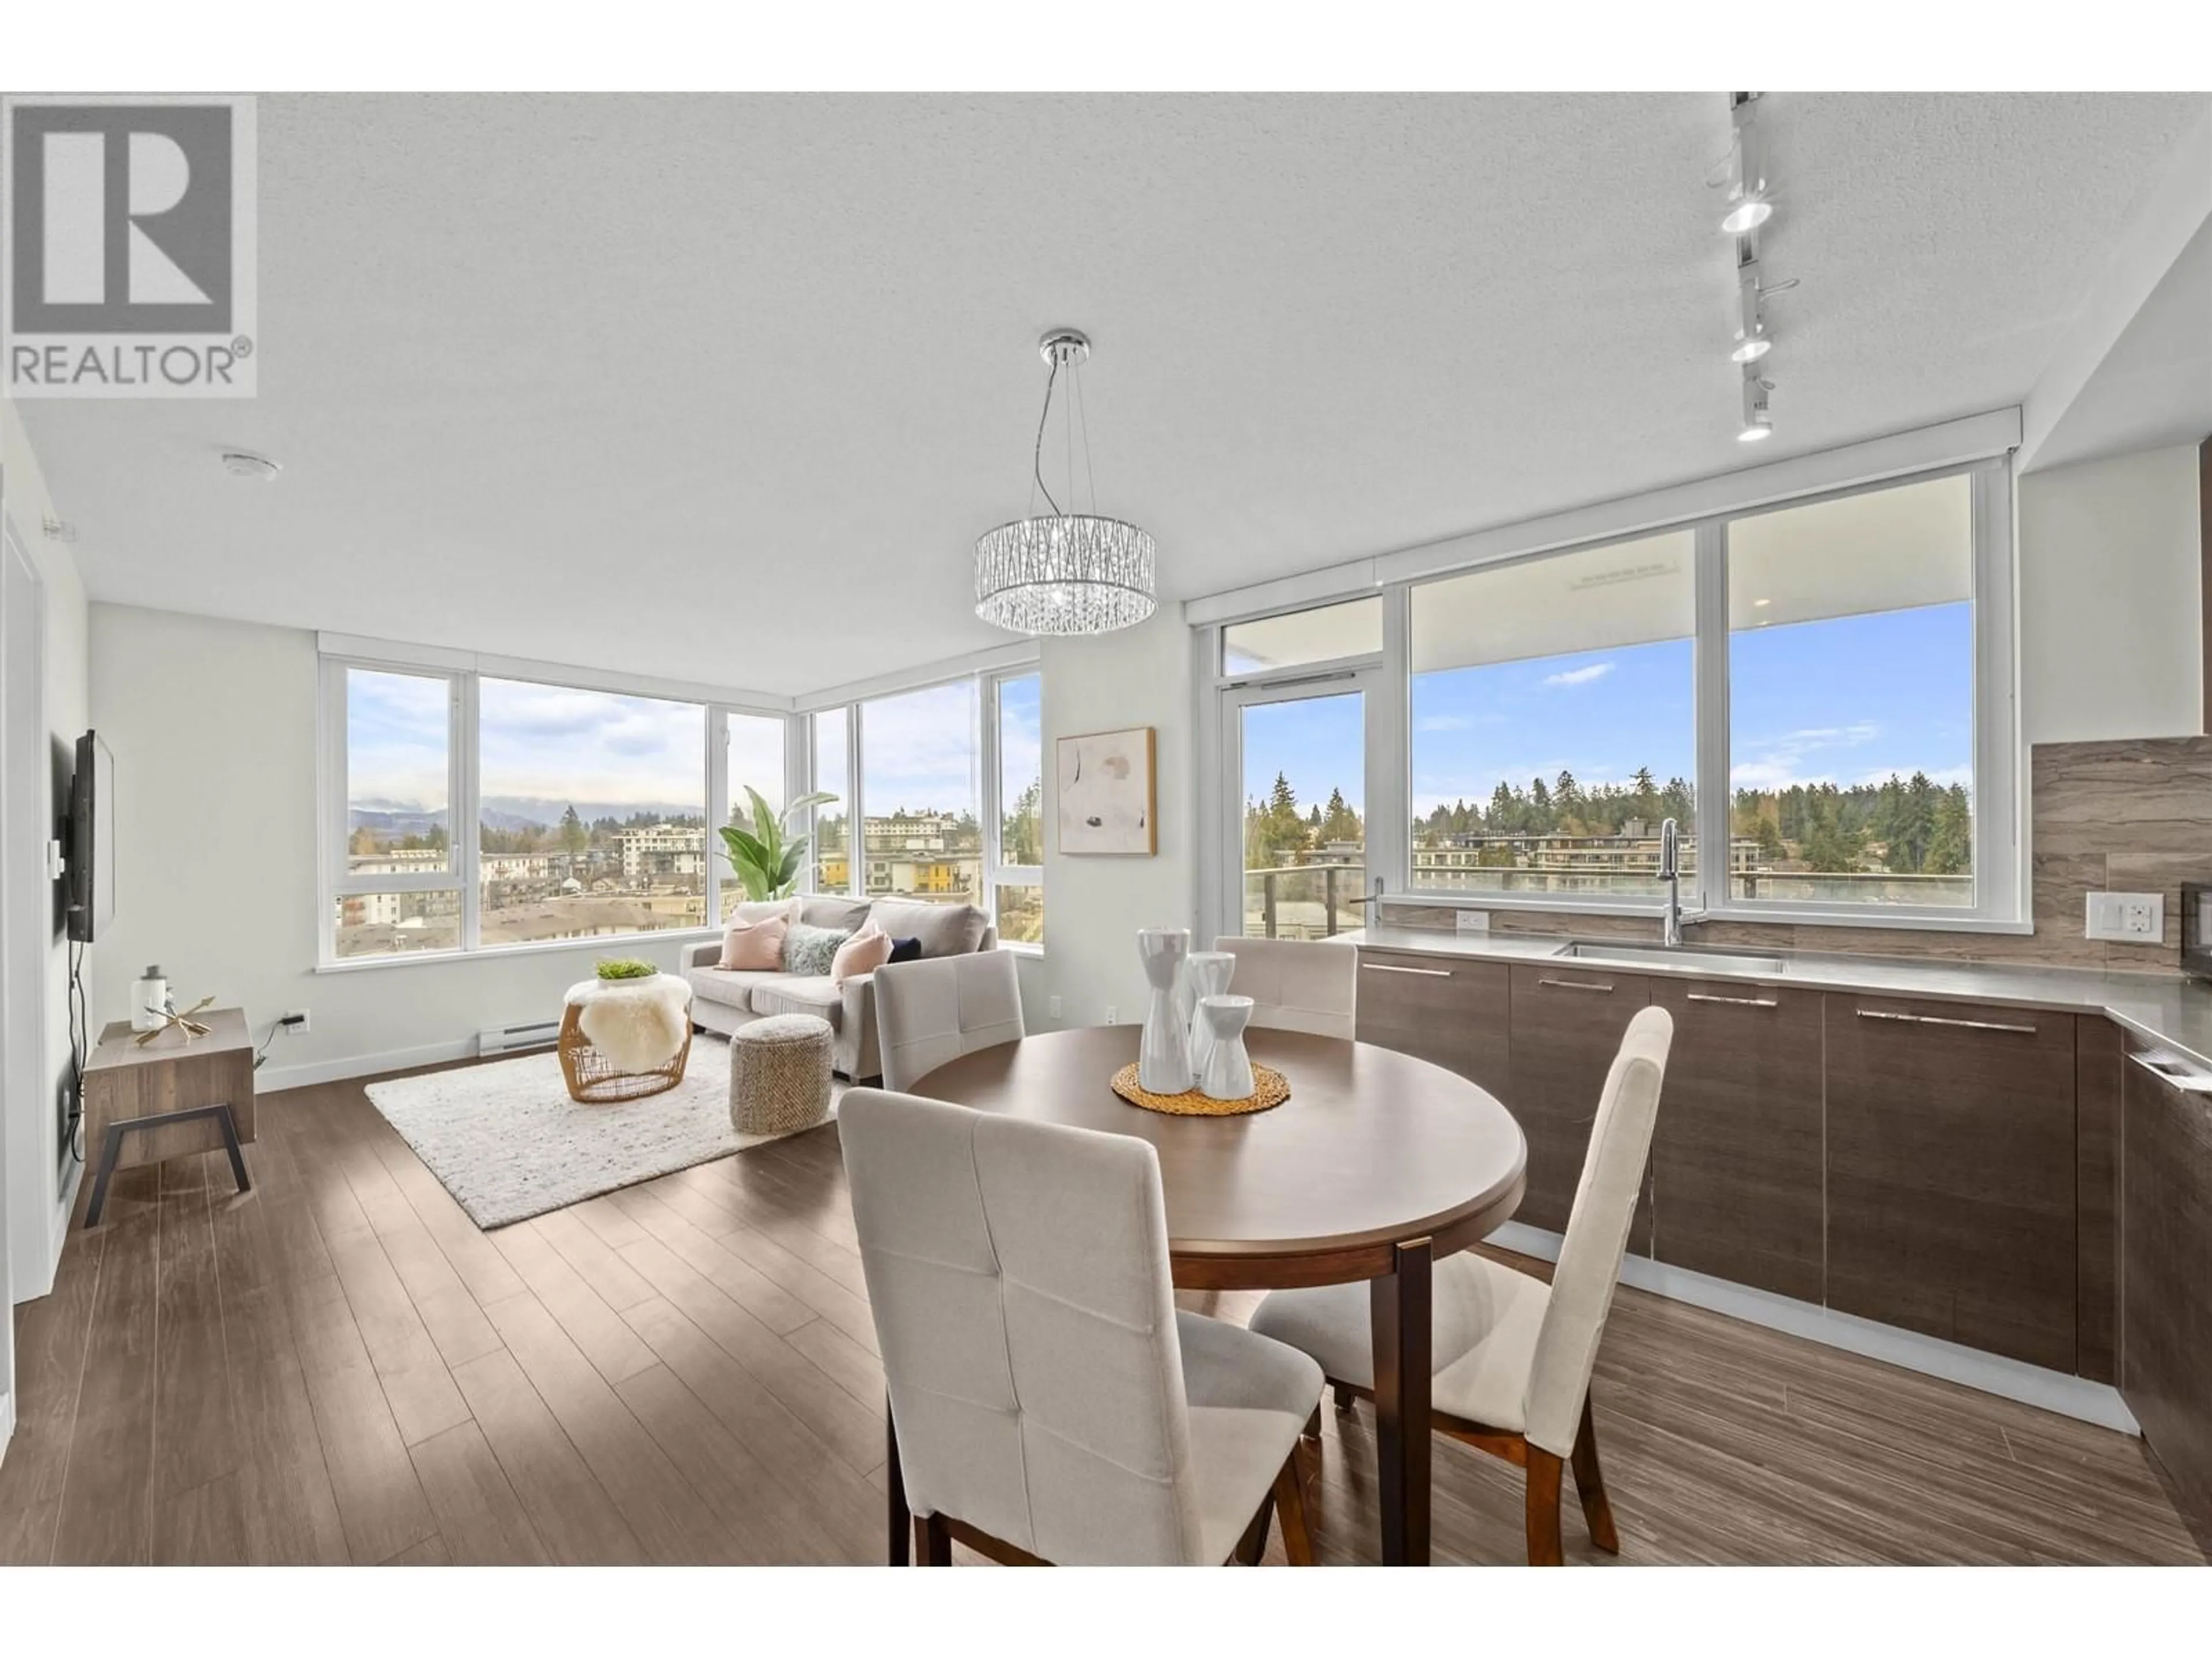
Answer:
[1056,726,1156,856]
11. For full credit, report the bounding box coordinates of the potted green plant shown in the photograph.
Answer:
[719,786,839,901]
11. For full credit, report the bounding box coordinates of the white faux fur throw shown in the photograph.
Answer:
[569,975,694,1073]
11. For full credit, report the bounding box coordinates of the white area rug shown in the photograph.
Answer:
[365,1036,834,1229]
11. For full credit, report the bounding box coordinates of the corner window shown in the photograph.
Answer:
[994,671,1044,944]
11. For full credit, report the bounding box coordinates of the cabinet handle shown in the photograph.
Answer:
[1854,1008,2037,1036]
[1361,962,1452,979]
[2127,1050,2212,1093]
[1537,978,1615,994]
[1686,992,1778,1009]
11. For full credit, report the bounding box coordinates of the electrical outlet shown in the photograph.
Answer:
[2085,892,2163,943]
[1048,995,1062,1020]
[282,1008,310,1034]
[1105,1005,1118,1025]
[1455,910,1491,935]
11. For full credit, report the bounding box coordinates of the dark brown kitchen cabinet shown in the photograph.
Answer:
[1353,950,1511,1098]
[1647,978,1825,1304]
[1506,965,1652,1237]
[2121,1044,2212,1539]
[1823,995,2078,1372]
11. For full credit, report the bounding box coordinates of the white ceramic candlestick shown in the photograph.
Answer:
[1137,928,1194,1093]
[1197,995,1256,1101]
[1183,952,1237,1082]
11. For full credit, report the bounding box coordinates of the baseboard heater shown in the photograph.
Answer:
[477,1019,562,1056]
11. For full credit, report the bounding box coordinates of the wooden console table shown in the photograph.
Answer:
[82,1007,256,1227]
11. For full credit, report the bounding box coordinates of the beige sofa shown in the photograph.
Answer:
[683,896,999,1082]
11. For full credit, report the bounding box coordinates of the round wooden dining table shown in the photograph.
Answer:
[903,1024,1528,1566]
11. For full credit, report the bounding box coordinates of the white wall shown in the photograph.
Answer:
[1040,609,1196,1026]
[2018,442,2203,745]
[2,399,92,1316]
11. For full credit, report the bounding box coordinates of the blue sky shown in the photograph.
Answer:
[1241,603,1974,823]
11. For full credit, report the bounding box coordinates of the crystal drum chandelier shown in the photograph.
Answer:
[974,329,1157,637]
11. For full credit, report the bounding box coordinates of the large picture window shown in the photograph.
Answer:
[1207,453,2014,937]
[1410,532,1696,902]
[477,679,707,945]
[1725,474,1975,906]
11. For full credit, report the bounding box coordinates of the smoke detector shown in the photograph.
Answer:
[221,450,281,480]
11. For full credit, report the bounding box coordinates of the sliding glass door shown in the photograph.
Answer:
[1225,675,1376,940]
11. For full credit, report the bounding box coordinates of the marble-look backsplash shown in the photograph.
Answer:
[1378,736,2212,976]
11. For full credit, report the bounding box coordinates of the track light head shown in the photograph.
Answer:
[1738,369,1774,442]
[1719,94,1772,237]
[1733,263,1774,363]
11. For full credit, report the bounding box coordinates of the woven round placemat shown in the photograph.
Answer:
[1110,1062,1290,1118]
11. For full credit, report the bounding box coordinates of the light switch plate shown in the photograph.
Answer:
[2085,891,2164,942]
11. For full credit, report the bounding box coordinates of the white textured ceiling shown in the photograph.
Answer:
[2028,215,2212,473]
[20,91,2209,695]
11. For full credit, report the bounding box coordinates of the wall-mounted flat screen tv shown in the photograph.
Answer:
[66,729,114,943]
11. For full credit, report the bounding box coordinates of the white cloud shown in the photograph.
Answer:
[1543,662,1615,688]
[1729,723,1965,793]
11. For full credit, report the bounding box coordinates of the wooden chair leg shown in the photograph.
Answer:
[1232,1490,1277,1565]
[1331,1380,1357,1414]
[1273,1441,1317,1566]
[1569,1393,1620,1554]
[914,1513,952,1566]
[1525,1449,1565,1566]
[1303,1404,1323,1441]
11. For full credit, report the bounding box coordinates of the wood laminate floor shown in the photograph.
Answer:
[1,1063,2203,1567]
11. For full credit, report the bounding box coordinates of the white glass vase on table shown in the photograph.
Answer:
[1196,995,1256,1100]
[1181,950,1236,1081]
[1136,927,1193,1093]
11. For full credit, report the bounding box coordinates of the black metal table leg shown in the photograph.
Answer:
[84,1100,250,1228]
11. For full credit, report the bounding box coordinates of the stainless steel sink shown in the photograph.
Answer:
[1555,940,1787,976]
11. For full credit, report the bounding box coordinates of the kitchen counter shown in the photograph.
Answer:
[1342,925,2212,1071]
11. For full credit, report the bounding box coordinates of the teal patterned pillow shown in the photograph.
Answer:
[782,922,851,978]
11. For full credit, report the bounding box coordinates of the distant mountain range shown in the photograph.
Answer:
[350,795,707,836]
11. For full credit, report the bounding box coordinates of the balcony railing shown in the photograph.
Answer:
[1243,863,1368,940]
[1242,858,1975,937]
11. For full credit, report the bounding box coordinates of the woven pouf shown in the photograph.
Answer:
[729,1013,834,1137]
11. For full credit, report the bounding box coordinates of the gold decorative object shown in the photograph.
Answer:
[1110,1062,1289,1118]
[134,995,217,1047]
[557,1004,692,1104]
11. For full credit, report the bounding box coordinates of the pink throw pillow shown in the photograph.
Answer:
[831,922,893,986]
[719,914,790,971]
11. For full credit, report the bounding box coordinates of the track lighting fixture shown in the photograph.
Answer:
[1718,92,1772,236]
[1732,256,1799,365]
[1738,368,1774,443]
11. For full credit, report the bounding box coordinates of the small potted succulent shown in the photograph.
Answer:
[595,957,658,982]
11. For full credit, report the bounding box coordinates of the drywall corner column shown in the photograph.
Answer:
[1040,609,1196,1027]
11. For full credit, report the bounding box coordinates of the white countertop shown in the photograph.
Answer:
[1342,926,2212,1072]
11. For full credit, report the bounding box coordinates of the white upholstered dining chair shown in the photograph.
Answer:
[840,1086,1326,1566]
[1213,937,1358,1039]
[1249,1005,1674,1565]
[872,950,1025,1091]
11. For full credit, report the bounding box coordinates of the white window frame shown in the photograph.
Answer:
[1192,427,2025,938]
[317,638,796,969]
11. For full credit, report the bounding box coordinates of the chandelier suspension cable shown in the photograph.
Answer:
[1072,357,1099,515]
[1031,352,1064,517]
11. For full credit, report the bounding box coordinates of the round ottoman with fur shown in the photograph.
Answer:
[559,974,695,1104]
[730,1014,834,1137]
